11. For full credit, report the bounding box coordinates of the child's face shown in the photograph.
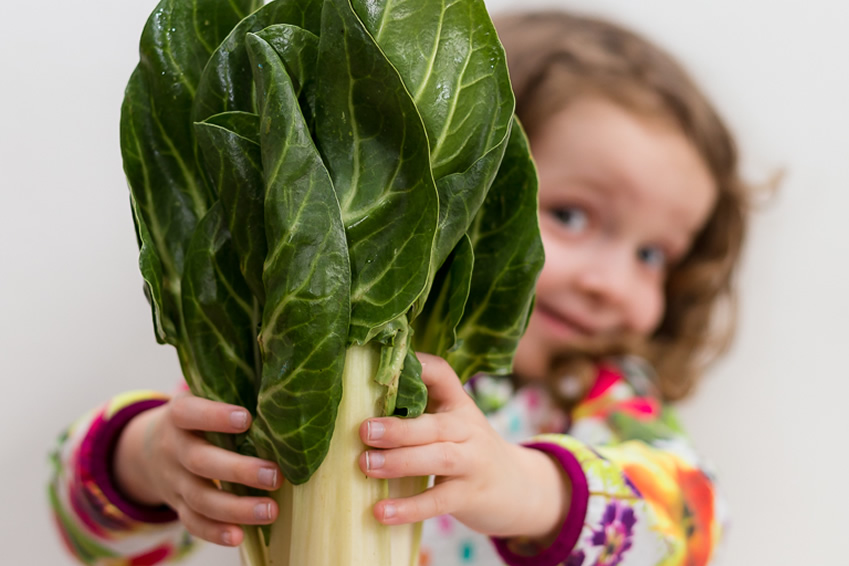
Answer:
[513,97,717,381]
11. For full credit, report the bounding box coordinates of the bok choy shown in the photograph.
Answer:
[120,0,543,564]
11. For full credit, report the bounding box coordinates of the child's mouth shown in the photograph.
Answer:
[535,305,596,340]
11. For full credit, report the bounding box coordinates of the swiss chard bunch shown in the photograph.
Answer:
[122,0,542,563]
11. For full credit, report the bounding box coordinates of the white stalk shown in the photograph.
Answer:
[264,344,393,566]
[241,344,425,566]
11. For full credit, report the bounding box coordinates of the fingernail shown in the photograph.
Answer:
[222,530,234,545]
[383,503,397,520]
[367,420,385,441]
[366,451,385,471]
[254,503,271,521]
[258,467,277,489]
[230,410,248,430]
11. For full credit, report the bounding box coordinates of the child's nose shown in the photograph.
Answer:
[574,246,634,307]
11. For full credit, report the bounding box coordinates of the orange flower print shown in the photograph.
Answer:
[606,443,717,566]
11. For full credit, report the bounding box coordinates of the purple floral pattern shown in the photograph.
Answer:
[589,502,636,565]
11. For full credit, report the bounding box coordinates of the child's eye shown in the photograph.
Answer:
[637,245,667,270]
[553,206,589,233]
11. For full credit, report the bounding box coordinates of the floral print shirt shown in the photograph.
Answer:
[48,358,726,565]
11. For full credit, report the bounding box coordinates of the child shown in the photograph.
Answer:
[48,9,750,566]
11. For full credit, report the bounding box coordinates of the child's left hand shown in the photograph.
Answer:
[358,353,571,540]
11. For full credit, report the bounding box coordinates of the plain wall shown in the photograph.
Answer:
[1,1,847,564]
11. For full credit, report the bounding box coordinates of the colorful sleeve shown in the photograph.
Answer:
[493,359,727,566]
[48,390,197,565]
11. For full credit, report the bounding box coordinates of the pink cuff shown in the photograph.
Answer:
[491,442,589,566]
[84,399,179,523]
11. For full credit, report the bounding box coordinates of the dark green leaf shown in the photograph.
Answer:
[202,111,261,143]
[247,33,351,484]
[121,0,254,344]
[182,202,259,413]
[315,0,438,344]
[130,193,176,345]
[393,351,427,418]
[354,0,513,180]
[355,0,515,269]
[255,24,320,98]
[448,120,544,382]
[195,112,266,301]
[192,0,322,123]
[412,233,474,357]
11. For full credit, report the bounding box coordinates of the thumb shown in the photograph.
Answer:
[416,353,468,412]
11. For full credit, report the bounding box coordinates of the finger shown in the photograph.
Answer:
[416,353,469,412]
[173,499,244,547]
[373,482,465,525]
[179,434,282,491]
[359,443,466,479]
[180,474,278,526]
[170,394,251,433]
[359,414,468,448]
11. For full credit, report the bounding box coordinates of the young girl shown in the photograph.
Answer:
[49,9,750,566]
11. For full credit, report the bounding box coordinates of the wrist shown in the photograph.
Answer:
[512,444,571,542]
[113,405,165,507]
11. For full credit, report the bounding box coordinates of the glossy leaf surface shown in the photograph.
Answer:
[248,33,350,484]
[123,0,257,282]
[195,112,266,301]
[182,202,259,412]
[130,193,176,345]
[192,0,322,122]
[448,120,544,382]
[355,0,514,268]
[315,0,438,344]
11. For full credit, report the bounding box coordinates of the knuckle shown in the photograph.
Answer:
[436,418,452,443]
[390,418,407,442]
[431,356,452,377]
[439,443,458,474]
[181,480,209,513]
[182,446,206,474]
[429,490,451,517]
[169,396,189,421]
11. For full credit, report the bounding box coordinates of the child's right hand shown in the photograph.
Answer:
[113,392,282,547]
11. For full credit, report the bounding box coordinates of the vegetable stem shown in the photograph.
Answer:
[275,344,392,565]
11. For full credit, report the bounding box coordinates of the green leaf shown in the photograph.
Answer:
[355,0,515,268]
[192,0,322,123]
[130,192,176,345]
[247,32,351,485]
[315,0,438,344]
[255,23,321,147]
[394,351,427,418]
[195,112,266,301]
[121,0,254,344]
[354,0,513,181]
[412,233,474,357]
[255,24,320,98]
[181,202,259,412]
[448,119,544,382]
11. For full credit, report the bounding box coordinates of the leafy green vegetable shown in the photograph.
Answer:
[248,29,351,481]
[122,0,543,562]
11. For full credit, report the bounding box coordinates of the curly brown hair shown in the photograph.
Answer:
[493,10,751,402]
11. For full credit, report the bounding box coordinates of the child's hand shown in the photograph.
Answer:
[113,392,282,547]
[358,353,571,540]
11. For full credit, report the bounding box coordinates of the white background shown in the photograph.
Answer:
[1,1,847,564]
